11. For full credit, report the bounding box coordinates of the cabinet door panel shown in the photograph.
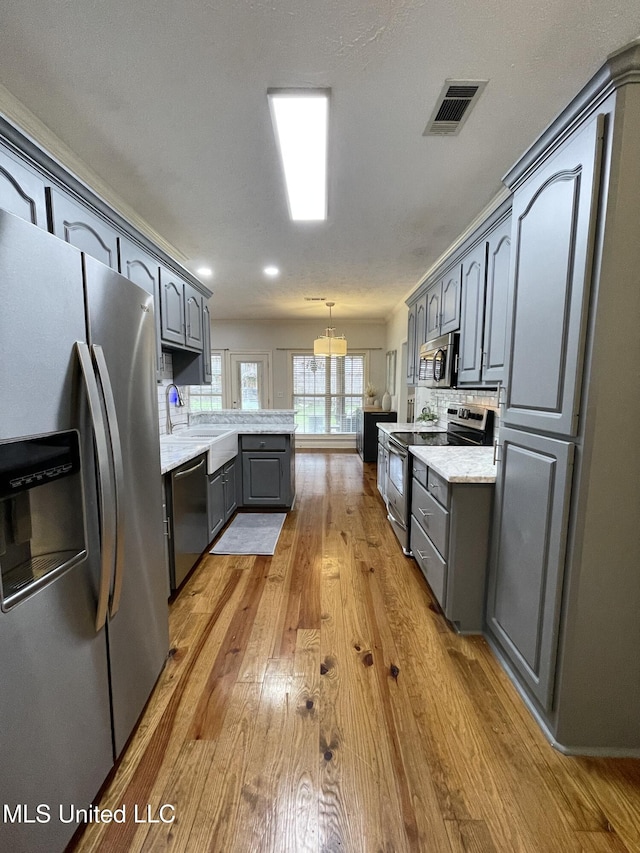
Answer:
[406,304,416,384]
[440,269,461,334]
[47,187,119,269]
[223,458,238,518]
[208,469,225,540]
[202,304,212,384]
[483,220,511,383]
[119,237,163,380]
[185,285,203,351]
[242,453,285,505]
[457,243,486,385]
[486,427,574,710]
[0,146,48,228]
[425,283,441,339]
[159,267,186,347]
[505,116,603,435]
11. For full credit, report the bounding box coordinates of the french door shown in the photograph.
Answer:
[229,353,270,410]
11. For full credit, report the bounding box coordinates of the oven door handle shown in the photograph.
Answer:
[388,438,408,457]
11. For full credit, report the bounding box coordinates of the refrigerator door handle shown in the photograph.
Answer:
[76,341,116,632]
[92,344,126,620]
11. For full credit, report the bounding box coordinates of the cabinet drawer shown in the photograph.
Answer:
[426,468,450,508]
[412,457,428,488]
[241,434,288,452]
[411,478,449,558]
[411,517,447,609]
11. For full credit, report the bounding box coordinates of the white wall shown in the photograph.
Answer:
[385,301,410,420]
[209,317,388,407]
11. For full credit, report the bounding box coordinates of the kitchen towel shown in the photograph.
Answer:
[210,512,287,556]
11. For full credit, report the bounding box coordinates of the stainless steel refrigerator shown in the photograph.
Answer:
[0,210,169,852]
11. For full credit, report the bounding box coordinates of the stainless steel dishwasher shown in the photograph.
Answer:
[168,453,209,592]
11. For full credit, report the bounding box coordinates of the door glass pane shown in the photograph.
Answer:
[239,361,260,410]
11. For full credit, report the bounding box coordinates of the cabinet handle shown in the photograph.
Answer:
[416,550,430,561]
[428,482,439,491]
[493,440,501,465]
[418,508,432,518]
[174,458,205,478]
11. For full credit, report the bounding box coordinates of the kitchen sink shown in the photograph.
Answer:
[160,429,238,473]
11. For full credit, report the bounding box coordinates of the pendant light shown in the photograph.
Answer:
[314,301,347,357]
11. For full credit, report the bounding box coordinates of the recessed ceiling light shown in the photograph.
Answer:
[196,266,213,278]
[263,265,280,277]
[268,88,329,222]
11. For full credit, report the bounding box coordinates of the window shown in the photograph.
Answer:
[188,352,223,410]
[292,353,365,433]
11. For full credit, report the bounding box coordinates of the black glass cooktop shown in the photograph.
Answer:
[389,431,451,447]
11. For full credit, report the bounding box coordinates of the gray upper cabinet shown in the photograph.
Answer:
[425,281,441,339]
[440,270,461,334]
[202,304,212,384]
[457,215,512,387]
[46,186,119,269]
[405,302,417,385]
[425,269,461,341]
[482,219,512,383]
[0,144,48,228]
[118,237,163,381]
[486,427,574,711]
[503,115,604,436]
[415,295,427,357]
[457,242,487,386]
[184,285,204,351]
[159,266,204,353]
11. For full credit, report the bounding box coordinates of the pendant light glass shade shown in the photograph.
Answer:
[314,302,347,357]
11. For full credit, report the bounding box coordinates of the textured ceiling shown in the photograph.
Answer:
[1,1,640,320]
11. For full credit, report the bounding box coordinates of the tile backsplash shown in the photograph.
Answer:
[157,353,189,436]
[415,386,500,438]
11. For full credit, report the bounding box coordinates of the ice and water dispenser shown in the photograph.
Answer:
[0,431,87,609]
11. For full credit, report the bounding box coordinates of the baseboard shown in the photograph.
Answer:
[294,434,356,450]
[484,634,640,758]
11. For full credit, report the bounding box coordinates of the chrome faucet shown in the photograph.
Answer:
[165,383,185,434]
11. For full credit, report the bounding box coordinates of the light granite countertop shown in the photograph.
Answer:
[409,445,497,484]
[160,424,297,475]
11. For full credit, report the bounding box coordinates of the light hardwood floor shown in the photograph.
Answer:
[72,452,640,853]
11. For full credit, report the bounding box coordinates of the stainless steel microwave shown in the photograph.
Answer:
[418,332,458,388]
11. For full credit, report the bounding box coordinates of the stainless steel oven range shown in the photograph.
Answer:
[385,404,494,554]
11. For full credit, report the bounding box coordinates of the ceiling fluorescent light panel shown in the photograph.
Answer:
[268,89,329,221]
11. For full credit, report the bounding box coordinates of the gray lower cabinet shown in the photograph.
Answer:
[208,457,238,540]
[0,142,48,228]
[240,434,295,508]
[485,427,574,711]
[377,431,389,501]
[46,185,120,269]
[410,458,493,633]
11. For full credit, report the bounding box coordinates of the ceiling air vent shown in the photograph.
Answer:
[423,79,488,136]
